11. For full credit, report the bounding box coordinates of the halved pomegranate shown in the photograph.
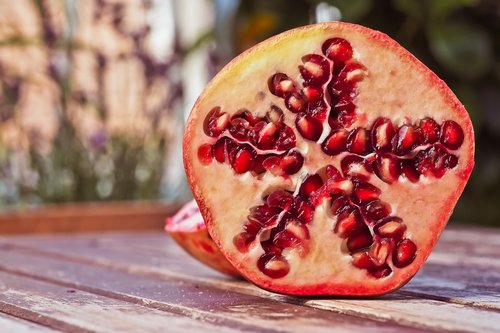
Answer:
[165,200,239,276]
[183,22,474,295]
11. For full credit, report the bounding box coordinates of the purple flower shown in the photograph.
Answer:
[89,129,109,150]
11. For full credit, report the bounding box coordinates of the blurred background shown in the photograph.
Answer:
[0,0,498,226]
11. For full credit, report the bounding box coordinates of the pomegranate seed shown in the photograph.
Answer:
[329,101,356,129]
[299,54,329,86]
[369,238,392,266]
[281,151,304,175]
[273,231,295,248]
[213,137,237,163]
[253,121,278,149]
[229,118,251,141]
[274,220,310,248]
[326,165,343,180]
[257,253,290,278]
[212,139,226,163]
[373,154,401,184]
[296,114,323,142]
[415,145,454,178]
[338,110,357,128]
[440,120,464,150]
[342,63,367,84]
[334,208,363,238]
[347,128,370,154]
[375,217,405,239]
[400,159,420,182]
[309,100,328,121]
[245,219,264,235]
[393,239,417,268]
[291,198,314,224]
[371,117,396,152]
[285,92,307,113]
[335,63,367,89]
[322,38,353,62]
[351,182,381,205]
[362,200,391,221]
[329,81,353,104]
[232,146,255,174]
[233,232,255,253]
[341,155,372,181]
[332,99,355,114]
[203,107,230,137]
[347,228,373,252]
[299,174,324,197]
[197,144,213,165]
[322,129,348,156]
[419,117,440,144]
[248,205,280,227]
[275,126,296,150]
[253,154,272,174]
[262,151,303,177]
[444,154,458,169]
[266,105,284,123]
[311,178,353,205]
[285,219,310,239]
[352,252,375,269]
[330,195,351,215]
[261,241,283,256]
[369,264,392,278]
[262,156,284,176]
[393,125,420,155]
[267,190,295,209]
[302,86,323,104]
[234,109,260,126]
[268,73,295,97]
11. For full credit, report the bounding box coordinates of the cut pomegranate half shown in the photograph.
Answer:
[183,22,474,296]
[165,200,239,276]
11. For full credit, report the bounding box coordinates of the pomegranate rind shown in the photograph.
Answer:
[183,22,474,296]
[165,200,239,276]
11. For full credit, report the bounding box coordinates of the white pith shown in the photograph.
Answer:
[185,23,474,295]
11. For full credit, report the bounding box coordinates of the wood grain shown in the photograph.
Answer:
[0,201,180,234]
[0,312,59,333]
[0,250,424,333]
[1,227,499,332]
[0,271,244,333]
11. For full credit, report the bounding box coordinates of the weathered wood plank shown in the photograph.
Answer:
[0,234,498,332]
[0,250,424,333]
[2,229,499,290]
[0,271,245,333]
[0,312,59,333]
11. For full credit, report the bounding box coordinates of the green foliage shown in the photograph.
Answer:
[428,22,492,80]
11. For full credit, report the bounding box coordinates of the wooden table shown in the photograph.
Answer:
[0,226,499,333]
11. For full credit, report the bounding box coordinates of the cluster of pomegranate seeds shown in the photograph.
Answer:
[199,106,304,176]
[198,36,466,280]
[234,190,313,278]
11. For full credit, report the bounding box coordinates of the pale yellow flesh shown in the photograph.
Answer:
[185,23,473,295]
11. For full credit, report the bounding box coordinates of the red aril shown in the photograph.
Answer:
[183,22,474,295]
[165,200,239,276]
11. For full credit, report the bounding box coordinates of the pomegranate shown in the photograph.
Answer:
[165,200,239,276]
[183,22,474,295]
